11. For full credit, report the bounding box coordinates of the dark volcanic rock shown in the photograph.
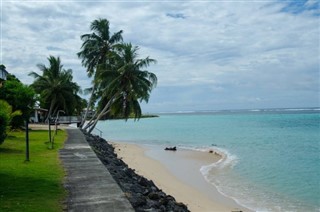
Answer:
[165,146,177,151]
[82,130,189,212]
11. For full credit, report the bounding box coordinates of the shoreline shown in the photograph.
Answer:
[84,133,189,211]
[112,142,251,212]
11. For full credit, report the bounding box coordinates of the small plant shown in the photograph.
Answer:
[0,100,22,144]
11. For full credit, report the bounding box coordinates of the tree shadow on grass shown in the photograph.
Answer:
[0,148,23,154]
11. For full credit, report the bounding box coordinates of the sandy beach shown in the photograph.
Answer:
[112,142,250,212]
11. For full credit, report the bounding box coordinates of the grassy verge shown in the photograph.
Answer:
[0,129,67,212]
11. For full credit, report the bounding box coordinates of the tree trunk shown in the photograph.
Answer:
[82,109,99,130]
[45,100,56,123]
[87,108,111,133]
[87,95,116,134]
[79,83,96,128]
[52,107,58,118]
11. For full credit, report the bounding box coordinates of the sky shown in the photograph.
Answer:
[1,0,319,113]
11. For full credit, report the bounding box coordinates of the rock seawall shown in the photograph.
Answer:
[83,131,189,212]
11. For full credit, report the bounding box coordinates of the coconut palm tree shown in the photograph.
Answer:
[29,56,80,122]
[77,18,123,127]
[85,43,157,133]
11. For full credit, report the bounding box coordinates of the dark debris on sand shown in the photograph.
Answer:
[82,131,190,212]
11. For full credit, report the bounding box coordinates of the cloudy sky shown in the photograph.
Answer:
[1,0,319,112]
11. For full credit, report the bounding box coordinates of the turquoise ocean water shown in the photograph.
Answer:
[96,108,320,212]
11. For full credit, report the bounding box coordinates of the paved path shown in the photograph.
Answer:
[59,128,134,212]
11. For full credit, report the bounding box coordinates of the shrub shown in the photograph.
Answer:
[0,100,21,144]
[0,100,10,144]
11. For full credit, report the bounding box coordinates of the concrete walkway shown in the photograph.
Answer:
[59,128,134,212]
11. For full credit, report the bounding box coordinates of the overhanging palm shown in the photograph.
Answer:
[85,43,157,133]
[78,18,123,128]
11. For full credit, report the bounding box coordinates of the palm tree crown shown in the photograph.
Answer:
[77,18,123,76]
[77,18,123,128]
[29,56,80,120]
[99,43,157,120]
[77,19,158,133]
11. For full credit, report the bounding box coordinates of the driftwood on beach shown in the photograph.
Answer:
[164,146,177,151]
[83,131,189,212]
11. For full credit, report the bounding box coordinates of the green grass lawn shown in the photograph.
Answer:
[0,129,67,212]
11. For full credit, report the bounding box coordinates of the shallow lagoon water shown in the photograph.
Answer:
[96,109,320,211]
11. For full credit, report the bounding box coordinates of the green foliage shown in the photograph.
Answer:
[0,100,22,144]
[77,18,123,76]
[99,43,157,120]
[0,74,35,128]
[105,113,159,120]
[78,19,157,132]
[73,94,88,115]
[77,18,124,127]
[0,130,67,211]
[0,102,10,144]
[29,56,83,119]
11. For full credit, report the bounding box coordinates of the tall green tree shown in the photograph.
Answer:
[29,56,81,121]
[84,43,157,133]
[0,74,35,128]
[77,18,123,127]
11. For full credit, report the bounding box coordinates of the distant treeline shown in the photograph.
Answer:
[101,114,159,120]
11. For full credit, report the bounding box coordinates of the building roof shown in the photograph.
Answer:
[0,64,8,80]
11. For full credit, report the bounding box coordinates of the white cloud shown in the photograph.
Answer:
[1,0,319,112]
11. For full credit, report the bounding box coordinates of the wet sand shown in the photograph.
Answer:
[112,142,250,212]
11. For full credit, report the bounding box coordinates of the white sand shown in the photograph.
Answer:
[112,142,250,212]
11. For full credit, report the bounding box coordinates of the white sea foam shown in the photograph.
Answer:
[197,146,318,212]
[176,145,239,169]
[200,147,238,169]
[268,108,320,112]
[177,110,196,113]
[98,111,320,211]
[249,109,261,112]
[196,148,260,211]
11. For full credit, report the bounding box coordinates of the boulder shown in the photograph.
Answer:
[164,146,177,151]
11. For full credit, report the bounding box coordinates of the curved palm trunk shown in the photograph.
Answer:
[87,95,116,134]
[45,100,56,123]
[52,107,59,118]
[82,109,100,130]
[87,108,110,134]
[80,83,96,128]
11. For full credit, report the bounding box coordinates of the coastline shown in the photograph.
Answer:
[112,142,251,212]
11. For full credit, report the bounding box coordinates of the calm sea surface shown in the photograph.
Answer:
[96,108,320,212]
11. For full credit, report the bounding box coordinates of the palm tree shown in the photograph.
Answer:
[77,18,123,127]
[29,56,80,122]
[85,43,157,133]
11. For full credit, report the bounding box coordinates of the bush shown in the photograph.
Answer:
[0,74,35,128]
[0,100,22,144]
[0,100,10,144]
